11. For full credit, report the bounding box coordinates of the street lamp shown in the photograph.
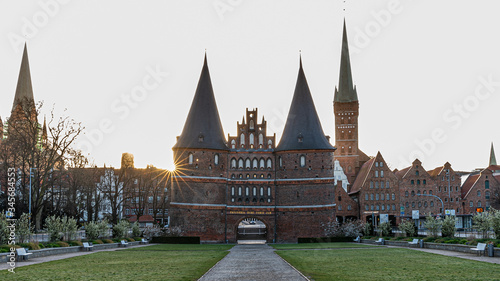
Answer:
[417,193,444,216]
[29,168,37,229]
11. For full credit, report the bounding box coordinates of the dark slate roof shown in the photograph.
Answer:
[275,57,335,152]
[173,54,228,151]
[334,20,358,103]
[12,43,35,114]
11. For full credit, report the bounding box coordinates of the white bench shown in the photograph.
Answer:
[408,239,419,246]
[82,242,94,251]
[471,243,487,256]
[140,238,148,244]
[375,238,384,245]
[16,248,33,261]
[120,240,129,247]
[353,236,360,243]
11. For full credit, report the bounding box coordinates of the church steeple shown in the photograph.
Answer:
[276,56,334,151]
[490,142,497,166]
[334,19,358,103]
[12,43,35,115]
[173,54,228,151]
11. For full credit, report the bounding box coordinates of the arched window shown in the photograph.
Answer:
[260,187,264,196]
[238,158,244,169]
[249,120,254,130]
[279,156,282,167]
[370,194,374,200]
[365,194,369,201]
[478,201,482,208]
[268,139,272,149]
[391,193,395,200]
[231,187,235,196]
[381,171,384,178]
[249,134,254,147]
[485,180,490,189]
[267,158,272,169]
[267,187,272,196]
[486,191,490,199]
[417,180,420,185]
[245,158,251,169]
[411,191,415,197]
[253,187,257,196]
[238,187,242,196]
[252,158,258,169]
[188,153,193,164]
[430,201,434,207]
[300,156,306,167]
[259,158,265,169]
[375,171,378,177]
[231,158,237,169]
[405,191,409,197]
[375,162,379,167]
[231,140,236,149]
[477,190,481,197]
[240,133,245,146]
[259,134,263,146]
[214,154,219,165]
[245,187,249,196]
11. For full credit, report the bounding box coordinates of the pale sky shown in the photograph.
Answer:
[1,0,499,172]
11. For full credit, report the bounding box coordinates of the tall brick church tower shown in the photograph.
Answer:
[334,20,369,184]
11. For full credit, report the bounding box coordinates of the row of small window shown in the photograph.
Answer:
[231,174,273,179]
[337,205,352,211]
[410,179,426,185]
[231,133,273,149]
[124,209,167,215]
[365,204,396,211]
[364,193,396,201]
[232,197,272,203]
[231,157,273,169]
[438,186,460,192]
[406,190,433,197]
[374,162,384,168]
[187,153,220,165]
[369,181,391,189]
[405,201,435,208]
[470,201,490,208]
[231,186,271,197]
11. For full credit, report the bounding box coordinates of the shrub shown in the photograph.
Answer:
[16,213,32,243]
[45,215,63,242]
[126,238,135,242]
[363,223,372,236]
[112,220,130,238]
[134,237,143,241]
[61,216,79,241]
[399,220,416,237]
[85,221,100,240]
[491,208,500,239]
[473,212,492,238]
[103,239,113,244]
[92,239,104,244]
[144,225,164,239]
[132,222,141,237]
[342,219,365,237]
[0,214,10,245]
[98,220,110,238]
[377,222,392,237]
[424,214,441,238]
[27,242,40,250]
[69,241,83,247]
[441,216,456,238]
[56,241,69,247]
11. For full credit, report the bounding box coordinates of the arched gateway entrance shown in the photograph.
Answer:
[236,218,267,243]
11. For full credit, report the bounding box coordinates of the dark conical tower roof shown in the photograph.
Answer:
[173,54,228,151]
[276,56,335,151]
[490,142,497,166]
[12,43,35,114]
[334,20,358,103]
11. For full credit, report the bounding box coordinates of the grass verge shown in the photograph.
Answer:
[1,244,232,280]
[271,242,375,250]
[276,248,500,281]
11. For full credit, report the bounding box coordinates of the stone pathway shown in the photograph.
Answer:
[198,244,308,281]
[389,245,500,264]
[0,244,153,271]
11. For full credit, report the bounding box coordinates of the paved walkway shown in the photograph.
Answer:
[0,244,153,270]
[388,245,500,264]
[198,244,308,281]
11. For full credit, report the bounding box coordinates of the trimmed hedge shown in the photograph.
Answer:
[151,236,200,244]
[298,237,354,243]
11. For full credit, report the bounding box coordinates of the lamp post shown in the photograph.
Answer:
[29,168,37,230]
[417,193,444,216]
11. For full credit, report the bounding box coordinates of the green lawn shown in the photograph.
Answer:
[271,242,375,250]
[0,244,232,281]
[277,248,500,281]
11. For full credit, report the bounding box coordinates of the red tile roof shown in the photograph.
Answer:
[349,158,375,194]
[461,174,480,198]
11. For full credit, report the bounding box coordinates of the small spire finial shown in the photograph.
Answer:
[299,50,303,69]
